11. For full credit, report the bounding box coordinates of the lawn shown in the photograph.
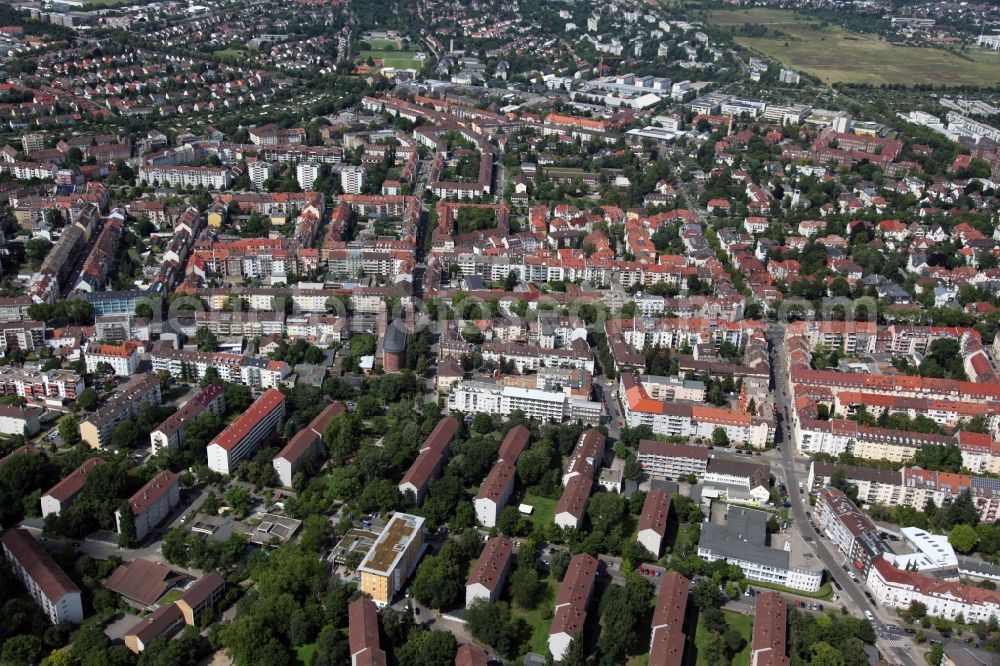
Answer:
[157,588,184,605]
[367,38,404,49]
[359,50,422,70]
[214,47,254,61]
[295,643,316,665]
[748,579,834,600]
[708,8,1000,86]
[521,493,557,530]
[693,610,752,666]
[510,579,557,655]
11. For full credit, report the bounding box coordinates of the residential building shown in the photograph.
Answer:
[704,458,771,502]
[349,597,387,666]
[207,388,286,475]
[150,383,226,454]
[455,644,489,666]
[248,161,272,190]
[473,425,530,527]
[40,457,105,517]
[115,470,180,542]
[649,572,689,666]
[138,165,232,189]
[563,428,605,486]
[751,592,789,666]
[698,507,823,592]
[357,513,425,608]
[448,381,603,424]
[638,489,671,557]
[80,374,161,449]
[273,402,345,487]
[1,528,83,624]
[398,416,459,504]
[554,474,592,530]
[548,553,598,662]
[0,404,41,436]
[637,439,709,479]
[867,556,1000,623]
[296,161,320,191]
[341,165,365,194]
[814,488,889,578]
[465,535,513,607]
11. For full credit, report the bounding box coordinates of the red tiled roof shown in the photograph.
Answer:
[43,457,105,503]
[751,592,789,666]
[455,644,488,666]
[348,597,387,666]
[127,469,178,517]
[275,401,344,464]
[638,490,671,539]
[550,553,598,638]
[466,535,513,592]
[209,388,285,452]
[0,528,80,602]
[498,424,530,463]
[649,572,690,666]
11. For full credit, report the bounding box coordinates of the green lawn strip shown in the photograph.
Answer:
[748,579,834,600]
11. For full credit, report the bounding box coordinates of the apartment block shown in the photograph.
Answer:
[637,489,671,558]
[636,439,709,479]
[115,470,180,542]
[150,383,226,454]
[473,425,530,527]
[751,592,789,666]
[273,401,344,487]
[1,528,83,624]
[356,513,425,608]
[465,535,513,607]
[40,457,105,517]
[398,416,459,504]
[548,553,598,662]
[207,388,286,475]
[80,374,162,449]
[649,572,689,666]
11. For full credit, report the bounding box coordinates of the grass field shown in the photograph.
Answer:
[359,50,422,70]
[510,579,557,655]
[693,610,752,666]
[367,38,404,49]
[295,643,316,665]
[748,579,834,600]
[521,493,557,530]
[157,588,184,605]
[214,47,254,61]
[708,8,1000,86]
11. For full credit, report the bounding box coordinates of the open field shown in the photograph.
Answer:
[708,8,1000,86]
[748,579,834,600]
[359,50,422,70]
[367,38,404,49]
[510,579,557,655]
[521,493,557,530]
[214,47,254,60]
[693,610,752,666]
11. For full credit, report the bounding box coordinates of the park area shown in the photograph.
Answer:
[708,8,1000,86]
[358,45,423,70]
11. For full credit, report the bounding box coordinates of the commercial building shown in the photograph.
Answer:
[40,457,105,517]
[1,528,83,624]
[751,592,789,666]
[698,507,823,592]
[867,556,1000,623]
[649,572,690,666]
[80,374,162,449]
[398,416,459,504]
[703,458,771,503]
[465,535,513,607]
[548,553,598,662]
[473,425,530,527]
[636,440,709,479]
[357,513,425,607]
[638,489,671,557]
[150,383,226,454]
[349,597,387,666]
[207,388,286,475]
[115,470,180,542]
[273,401,345,487]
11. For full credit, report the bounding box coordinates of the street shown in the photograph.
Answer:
[766,324,918,666]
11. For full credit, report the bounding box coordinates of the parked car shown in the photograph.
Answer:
[864,610,874,621]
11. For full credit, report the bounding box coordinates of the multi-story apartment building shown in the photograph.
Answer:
[465,535,513,607]
[348,597,387,666]
[0,366,84,403]
[0,320,45,354]
[637,489,671,557]
[398,416,459,504]
[207,388,285,475]
[751,592,790,666]
[448,381,602,424]
[814,488,890,579]
[649,572,690,666]
[150,384,226,454]
[0,404,41,436]
[273,401,344,487]
[84,341,142,377]
[138,165,232,189]
[357,513,425,607]
[115,470,180,542]
[341,165,365,194]
[40,457,105,518]
[548,554,598,662]
[636,440,710,479]
[1,528,83,624]
[867,556,1000,623]
[150,346,288,390]
[80,374,162,449]
[473,425,530,527]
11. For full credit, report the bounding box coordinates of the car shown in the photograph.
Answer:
[815,604,823,612]
[415,608,420,616]
[864,610,874,621]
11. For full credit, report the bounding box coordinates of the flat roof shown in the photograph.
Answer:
[357,513,424,576]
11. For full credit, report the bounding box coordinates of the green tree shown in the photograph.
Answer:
[194,327,219,352]
[712,427,729,447]
[111,421,141,450]
[225,485,252,518]
[509,565,543,609]
[394,630,457,666]
[411,553,463,609]
[76,388,98,411]
[117,500,136,548]
[58,415,80,446]
[949,524,980,554]
[1,635,43,666]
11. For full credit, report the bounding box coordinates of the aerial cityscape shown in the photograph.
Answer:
[0,0,998,665]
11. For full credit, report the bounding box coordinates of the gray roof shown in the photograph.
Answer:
[383,320,407,354]
[698,507,791,571]
[942,643,998,666]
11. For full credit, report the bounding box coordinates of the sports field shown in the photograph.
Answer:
[709,9,1000,86]
[359,49,422,69]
